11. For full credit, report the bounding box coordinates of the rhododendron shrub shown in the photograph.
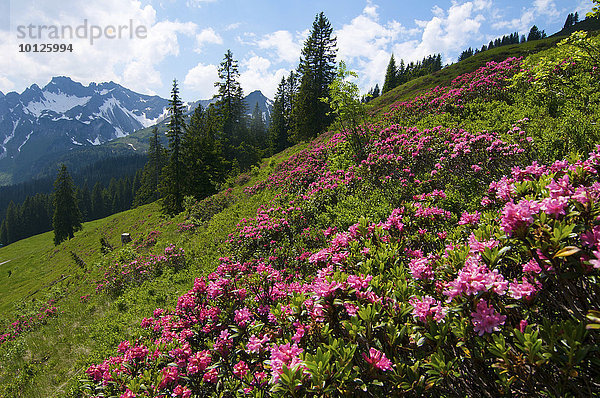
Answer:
[79,50,600,397]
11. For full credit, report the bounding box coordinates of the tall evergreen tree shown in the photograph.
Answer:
[134,127,166,207]
[249,102,267,150]
[52,164,82,245]
[293,12,337,142]
[181,104,226,199]
[161,80,186,215]
[268,77,288,155]
[564,13,574,29]
[527,25,543,41]
[214,50,247,160]
[382,54,398,94]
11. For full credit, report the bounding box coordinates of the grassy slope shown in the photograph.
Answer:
[0,143,307,397]
[367,35,566,115]
[0,30,590,397]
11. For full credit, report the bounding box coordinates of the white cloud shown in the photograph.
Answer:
[1,0,197,95]
[0,75,15,93]
[533,0,560,18]
[239,56,288,98]
[184,62,218,98]
[336,3,418,91]
[393,1,491,65]
[255,30,302,63]
[493,0,561,32]
[225,22,242,31]
[195,27,223,53]
[186,0,217,8]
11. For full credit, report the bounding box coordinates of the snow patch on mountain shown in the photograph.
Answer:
[18,131,33,152]
[25,92,91,117]
[3,119,19,145]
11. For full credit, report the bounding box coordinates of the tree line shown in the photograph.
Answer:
[0,169,141,245]
[155,12,338,214]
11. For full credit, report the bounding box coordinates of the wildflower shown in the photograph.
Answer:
[362,348,392,371]
[471,300,506,336]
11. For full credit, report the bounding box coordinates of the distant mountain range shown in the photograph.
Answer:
[0,77,272,185]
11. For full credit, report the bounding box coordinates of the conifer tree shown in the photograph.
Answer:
[268,77,288,155]
[181,104,226,199]
[382,54,398,94]
[564,13,574,29]
[250,102,266,146]
[134,127,166,207]
[52,164,82,245]
[293,12,337,142]
[214,50,248,162]
[161,80,186,215]
[527,25,543,41]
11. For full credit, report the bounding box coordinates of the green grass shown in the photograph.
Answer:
[367,35,567,115]
[0,142,309,397]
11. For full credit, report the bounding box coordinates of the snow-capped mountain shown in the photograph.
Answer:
[0,76,273,185]
[0,76,170,162]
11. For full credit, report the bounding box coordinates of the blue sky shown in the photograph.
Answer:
[0,0,593,101]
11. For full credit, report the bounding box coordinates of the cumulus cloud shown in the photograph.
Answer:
[336,3,418,90]
[195,27,223,53]
[186,0,218,8]
[239,56,288,98]
[1,0,197,95]
[493,0,561,32]
[392,0,491,65]
[255,30,303,63]
[183,62,219,98]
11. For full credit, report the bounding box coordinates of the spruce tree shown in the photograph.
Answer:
[293,12,337,142]
[268,77,288,155]
[134,127,166,207]
[527,25,543,41]
[382,54,398,94]
[52,164,82,245]
[249,102,266,146]
[181,104,225,199]
[161,80,186,215]
[214,50,247,161]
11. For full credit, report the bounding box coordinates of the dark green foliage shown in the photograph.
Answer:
[268,72,298,154]
[134,128,167,207]
[293,12,337,142]
[461,33,521,61]
[249,102,267,148]
[382,54,398,94]
[181,105,226,199]
[160,80,187,215]
[383,54,443,94]
[564,13,574,29]
[527,25,546,41]
[52,164,82,245]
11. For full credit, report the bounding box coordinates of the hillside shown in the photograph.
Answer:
[1,30,600,397]
[367,34,567,115]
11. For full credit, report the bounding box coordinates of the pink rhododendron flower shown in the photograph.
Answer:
[409,296,446,322]
[233,360,249,379]
[269,343,305,383]
[522,259,542,273]
[158,366,179,390]
[471,300,506,336]
[408,256,435,280]
[362,348,392,371]
[203,368,219,383]
[458,211,481,226]
[444,255,507,299]
[509,277,539,300]
[500,199,540,235]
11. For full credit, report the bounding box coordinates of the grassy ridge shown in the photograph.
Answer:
[367,35,566,115]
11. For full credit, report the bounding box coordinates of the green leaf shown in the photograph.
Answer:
[553,246,580,258]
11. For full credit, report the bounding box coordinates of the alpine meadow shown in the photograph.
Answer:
[2,2,600,397]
